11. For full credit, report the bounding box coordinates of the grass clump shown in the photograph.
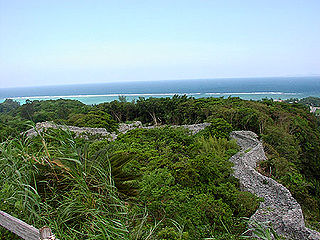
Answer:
[0,128,129,239]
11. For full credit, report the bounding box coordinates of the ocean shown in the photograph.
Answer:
[1,77,320,105]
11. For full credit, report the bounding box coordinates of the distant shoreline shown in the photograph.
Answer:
[0,92,313,105]
[1,76,319,104]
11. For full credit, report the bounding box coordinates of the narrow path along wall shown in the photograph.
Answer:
[230,131,320,240]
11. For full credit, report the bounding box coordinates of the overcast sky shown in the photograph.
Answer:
[0,0,319,88]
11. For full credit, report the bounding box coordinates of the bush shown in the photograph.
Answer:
[69,110,118,132]
[201,118,233,139]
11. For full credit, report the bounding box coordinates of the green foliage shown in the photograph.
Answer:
[18,99,88,123]
[0,129,129,239]
[241,219,286,240]
[69,110,118,132]
[202,118,233,139]
[20,99,35,120]
[286,96,320,107]
[87,143,140,198]
[0,114,30,141]
[95,127,259,239]
[0,99,20,113]
[157,226,189,240]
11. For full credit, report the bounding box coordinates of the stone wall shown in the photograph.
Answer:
[25,121,117,140]
[230,131,320,240]
[24,121,210,140]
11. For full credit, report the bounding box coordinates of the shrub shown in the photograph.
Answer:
[203,118,233,139]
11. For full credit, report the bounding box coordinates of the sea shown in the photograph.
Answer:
[1,77,320,105]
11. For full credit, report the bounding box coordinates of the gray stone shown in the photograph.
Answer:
[24,121,210,139]
[24,121,115,140]
[179,122,211,134]
[230,131,320,240]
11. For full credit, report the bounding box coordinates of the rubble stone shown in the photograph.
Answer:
[230,131,320,240]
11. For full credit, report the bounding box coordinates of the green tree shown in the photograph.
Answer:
[0,99,20,113]
[71,110,118,132]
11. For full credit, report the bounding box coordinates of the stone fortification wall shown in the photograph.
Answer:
[230,131,320,240]
[25,121,210,140]
[25,121,117,140]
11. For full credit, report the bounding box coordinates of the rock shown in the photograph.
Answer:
[118,121,143,134]
[179,122,211,134]
[24,121,114,140]
[24,121,210,139]
[230,131,320,240]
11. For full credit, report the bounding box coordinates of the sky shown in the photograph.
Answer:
[0,0,319,88]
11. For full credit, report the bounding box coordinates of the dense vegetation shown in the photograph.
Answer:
[1,96,320,239]
[285,96,320,106]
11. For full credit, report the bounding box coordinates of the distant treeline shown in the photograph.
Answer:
[285,96,320,106]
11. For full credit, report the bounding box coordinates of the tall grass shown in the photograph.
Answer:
[241,218,286,240]
[0,127,129,239]
[198,135,239,157]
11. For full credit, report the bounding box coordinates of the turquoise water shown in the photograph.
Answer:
[1,92,305,105]
[1,77,319,105]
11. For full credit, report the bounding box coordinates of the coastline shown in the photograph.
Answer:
[0,92,309,105]
[1,76,320,105]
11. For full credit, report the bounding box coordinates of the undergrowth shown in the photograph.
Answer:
[0,126,263,239]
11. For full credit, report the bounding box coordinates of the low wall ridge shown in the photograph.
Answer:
[24,121,210,139]
[230,131,320,240]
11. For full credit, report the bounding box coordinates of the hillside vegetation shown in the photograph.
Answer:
[1,96,320,239]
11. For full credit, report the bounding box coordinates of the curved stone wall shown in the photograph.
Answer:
[230,131,320,240]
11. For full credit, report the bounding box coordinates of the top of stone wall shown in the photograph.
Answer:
[230,131,320,240]
[24,121,211,140]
